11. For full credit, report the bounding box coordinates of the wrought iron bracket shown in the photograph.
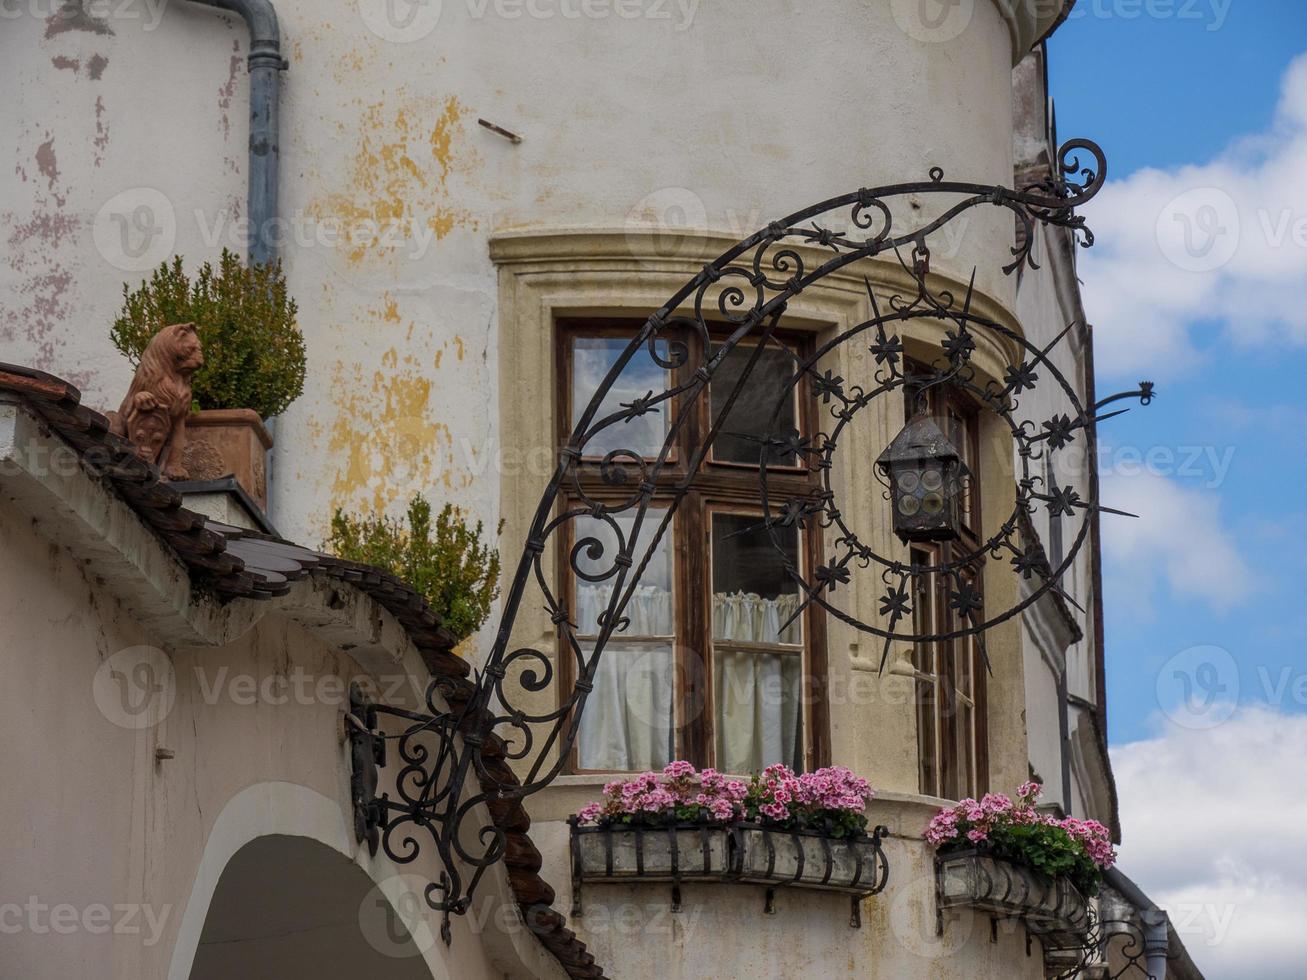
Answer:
[346,683,385,856]
[345,682,469,946]
[1042,907,1162,980]
[1094,382,1156,413]
[335,139,1143,941]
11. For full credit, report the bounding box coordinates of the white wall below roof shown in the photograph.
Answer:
[3,0,1024,552]
[0,438,563,980]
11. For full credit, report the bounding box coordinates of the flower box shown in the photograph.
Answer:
[935,849,1090,946]
[569,820,889,923]
[735,826,887,893]
[571,822,732,883]
[569,763,888,923]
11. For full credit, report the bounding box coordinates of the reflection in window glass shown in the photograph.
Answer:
[709,343,797,465]
[574,509,675,770]
[572,337,670,459]
[711,513,803,774]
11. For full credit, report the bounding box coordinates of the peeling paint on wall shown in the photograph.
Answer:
[35,137,64,208]
[433,336,466,370]
[93,97,109,167]
[307,93,477,266]
[2,124,78,373]
[44,0,114,39]
[218,40,241,143]
[48,52,109,80]
[323,346,465,520]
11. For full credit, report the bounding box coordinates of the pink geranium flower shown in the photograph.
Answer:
[573,761,877,839]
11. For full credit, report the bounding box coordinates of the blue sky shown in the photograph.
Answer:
[1049,6,1307,745]
[1048,7,1307,976]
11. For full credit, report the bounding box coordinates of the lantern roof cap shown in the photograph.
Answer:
[876,411,963,468]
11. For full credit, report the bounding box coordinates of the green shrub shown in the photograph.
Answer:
[110,249,306,419]
[325,496,503,645]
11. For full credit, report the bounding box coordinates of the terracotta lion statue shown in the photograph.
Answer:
[107,322,204,479]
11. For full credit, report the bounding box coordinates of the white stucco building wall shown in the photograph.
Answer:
[4,0,1060,549]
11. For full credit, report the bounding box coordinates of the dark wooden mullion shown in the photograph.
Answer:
[797,360,830,771]
[678,490,710,768]
[935,556,959,801]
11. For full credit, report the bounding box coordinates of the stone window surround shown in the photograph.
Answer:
[491,228,1034,807]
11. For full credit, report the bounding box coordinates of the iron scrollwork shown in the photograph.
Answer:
[1042,907,1163,980]
[347,139,1146,938]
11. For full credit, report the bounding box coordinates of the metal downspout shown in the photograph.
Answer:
[1142,910,1171,980]
[183,0,286,519]
[1105,868,1171,980]
[188,0,285,267]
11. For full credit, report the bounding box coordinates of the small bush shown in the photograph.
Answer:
[325,496,503,645]
[110,249,306,419]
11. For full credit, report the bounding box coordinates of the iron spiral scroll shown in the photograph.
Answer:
[347,139,1149,936]
[1043,906,1166,980]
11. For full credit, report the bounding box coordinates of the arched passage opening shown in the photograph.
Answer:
[187,835,437,980]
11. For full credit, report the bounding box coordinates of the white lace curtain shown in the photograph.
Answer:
[712,591,801,645]
[713,590,803,774]
[576,585,800,645]
[576,584,802,773]
[576,583,672,636]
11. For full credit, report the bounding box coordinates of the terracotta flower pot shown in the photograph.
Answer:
[180,409,273,511]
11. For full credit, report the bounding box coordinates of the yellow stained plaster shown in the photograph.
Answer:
[307,94,475,266]
[433,336,465,370]
[326,348,458,515]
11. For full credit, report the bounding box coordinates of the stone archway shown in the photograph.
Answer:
[187,834,437,980]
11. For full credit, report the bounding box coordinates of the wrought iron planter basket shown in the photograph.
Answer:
[569,818,889,926]
[935,849,1091,947]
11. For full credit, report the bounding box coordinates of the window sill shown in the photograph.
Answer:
[529,775,956,839]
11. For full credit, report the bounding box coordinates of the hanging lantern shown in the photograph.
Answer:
[876,412,969,544]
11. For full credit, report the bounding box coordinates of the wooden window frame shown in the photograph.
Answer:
[556,318,830,775]
[905,374,990,801]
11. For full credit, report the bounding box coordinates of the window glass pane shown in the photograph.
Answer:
[715,651,802,774]
[947,404,977,528]
[573,509,673,636]
[709,343,797,465]
[572,337,670,459]
[711,514,800,644]
[574,508,675,771]
[578,641,674,771]
[711,512,803,774]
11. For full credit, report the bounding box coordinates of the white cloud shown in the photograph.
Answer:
[1080,53,1307,379]
[1113,708,1307,979]
[1100,470,1253,613]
